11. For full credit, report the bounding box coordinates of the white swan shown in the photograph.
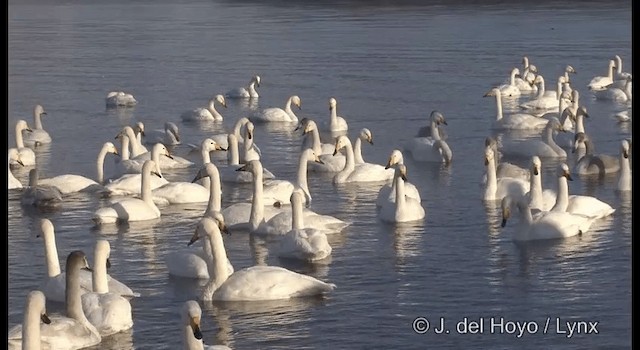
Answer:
[483,137,530,182]
[181,300,233,350]
[332,135,394,184]
[613,55,632,81]
[519,75,569,111]
[276,189,333,261]
[208,117,250,150]
[131,142,193,169]
[21,169,63,208]
[144,122,181,145]
[8,251,102,350]
[181,95,227,122]
[106,91,137,107]
[226,75,261,99]
[93,160,162,224]
[484,88,549,130]
[239,121,262,163]
[523,156,556,211]
[37,219,139,303]
[298,118,337,155]
[151,177,210,205]
[105,144,169,196]
[501,195,597,241]
[306,125,374,173]
[22,105,51,146]
[81,240,133,336]
[521,56,538,85]
[321,97,348,132]
[404,110,453,164]
[375,149,421,207]
[116,126,148,158]
[8,148,24,190]
[39,142,119,194]
[7,290,52,350]
[218,133,274,183]
[498,117,567,159]
[192,216,336,301]
[251,95,301,123]
[10,120,36,167]
[573,132,620,176]
[189,138,227,189]
[483,147,530,202]
[594,76,632,102]
[588,59,617,91]
[497,67,522,97]
[617,139,631,192]
[378,164,426,223]
[550,163,615,219]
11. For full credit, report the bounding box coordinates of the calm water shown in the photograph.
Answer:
[8,0,632,349]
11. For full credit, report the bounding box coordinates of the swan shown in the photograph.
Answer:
[378,163,426,223]
[594,76,632,102]
[321,97,348,132]
[297,118,335,155]
[8,148,24,189]
[562,65,577,84]
[550,163,615,219]
[519,75,569,111]
[617,139,631,192]
[498,117,567,159]
[22,105,51,146]
[116,126,148,158]
[613,55,632,81]
[483,137,530,182]
[404,110,453,164]
[225,75,261,99]
[521,56,538,85]
[588,59,617,91]
[21,169,63,207]
[36,219,139,304]
[189,138,227,189]
[131,142,194,169]
[573,132,620,176]
[483,147,530,202]
[239,121,262,163]
[151,176,210,205]
[483,88,549,130]
[312,127,374,172]
[115,135,168,177]
[251,95,301,123]
[190,215,336,301]
[375,149,422,207]
[10,120,36,167]
[497,67,522,97]
[219,133,275,183]
[93,160,162,224]
[181,300,232,350]
[81,240,133,336]
[276,190,333,261]
[207,117,250,150]
[106,91,137,107]
[133,121,146,146]
[332,135,394,183]
[7,290,52,350]
[144,122,181,145]
[523,156,557,211]
[500,195,597,241]
[39,142,119,194]
[181,95,227,122]
[105,145,169,196]
[8,251,102,350]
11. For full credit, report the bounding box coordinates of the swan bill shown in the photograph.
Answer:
[190,317,203,340]
[41,313,51,324]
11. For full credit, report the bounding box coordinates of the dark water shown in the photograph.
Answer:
[8,0,632,349]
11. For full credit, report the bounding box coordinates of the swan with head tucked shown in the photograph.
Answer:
[588,59,617,91]
[226,75,261,99]
[550,163,615,219]
[22,105,51,147]
[498,117,567,159]
[375,150,421,207]
[190,215,336,301]
[333,135,394,184]
[519,75,570,111]
[378,163,426,223]
[93,160,162,224]
[617,139,632,192]
[106,91,137,107]
[10,120,36,167]
[320,97,349,133]
[39,142,119,194]
[21,169,63,208]
[8,251,102,350]
[500,195,597,241]
[497,67,522,97]
[573,132,620,176]
[251,95,301,123]
[181,95,227,122]
[81,240,133,336]
[144,122,181,146]
[7,290,52,350]
[36,219,139,304]
[276,189,333,261]
[8,148,24,189]
[523,156,556,211]
[181,300,233,350]
[404,110,453,164]
[483,147,530,202]
[483,89,549,130]
[593,76,632,102]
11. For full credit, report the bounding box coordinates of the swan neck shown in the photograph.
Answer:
[494,93,503,121]
[517,201,534,225]
[248,81,258,96]
[485,156,498,195]
[297,152,310,196]
[120,136,130,161]
[127,128,144,157]
[529,172,543,206]
[92,250,109,294]
[353,137,365,164]
[575,115,585,133]
[311,128,322,154]
[15,123,25,148]
[292,195,304,230]
[343,141,355,172]
[552,177,569,212]
[228,137,240,165]
[619,155,631,190]
[430,119,441,140]
[249,165,264,231]
[141,166,153,203]
[205,167,222,216]
[204,230,230,299]
[200,147,212,165]
[330,105,338,127]
[536,80,546,98]
[44,231,61,277]
[232,119,246,137]
[394,172,406,210]
[65,263,85,322]
[96,145,109,184]
[34,112,44,130]
[22,297,42,350]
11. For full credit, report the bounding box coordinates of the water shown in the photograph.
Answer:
[8,0,632,348]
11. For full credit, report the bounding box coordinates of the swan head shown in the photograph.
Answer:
[291,95,302,109]
[558,163,573,181]
[153,143,174,160]
[134,122,145,137]
[202,138,226,152]
[329,97,337,110]
[28,168,40,186]
[143,160,162,178]
[500,196,513,227]
[385,149,404,169]
[243,121,255,140]
[302,119,318,134]
[572,132,588,153]
[165,122,181,142]
[484,137,498,149]
[394,163,408,181]
[622,139,630,159]
[36,218,55,239]
[333,135,350,156]
[188,216,229,246]
[511,67,521,77]
[295,117,309,132]
[483,88,500,97]
[235,159,262,175]
[303,148,324,164]
[528,64,538,73]
[67,250,92,273]
[214,94,227,108]
[8,148,24,166]
[26,290,51,325]
[546,117,565,133]
[531,156,541,176]
[430,110,447,125]
[192,162,219,183]
[484,147,495,166]
[565,65,577,74]
[359,128,373,144]
[34,104,47,117]
[95,240,112,270]
[182,300,203,340]
[609,59,617,70]
[253,75,261,87]
[16,119,33,133]
[102,142,119,156]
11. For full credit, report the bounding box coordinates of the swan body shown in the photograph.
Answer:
[405,111,453,164]
[499,117,567,159]
[551,164,615,219]
[483,137,530,183]
[23,105,51,146]
[152,182,209,205]
[106,91,137,107]
[497,68,522,97]
[588,59,617,91]
[523,156,557,211]
[378,164,426,223]
[144,122,181,145]
[519,75,569,111]
[617,139,631,192]
[93,160,163,224]
[321,97,348,132]
[376,150,422,207]
[483,147,530,201]
[573,133,620,176]
[8,149,24,189]
[10,120,36,167]
[484,89,549,130]
[181,300,233,350]
[225,75,260,99]
[594,77,632,102]
[131,143,193,169]
[251,95,301,123]
[21,169,63,207]
[333,135,394,183]
[181,95,227,122]
[192,216,336,301]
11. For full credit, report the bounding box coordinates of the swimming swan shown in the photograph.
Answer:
[10,120,36,167]
[21,169,63,208]
[7,290,52,350]
[251,95,301,123]
[523,156,557,211]
[105,144,169,196]
[239,121,262,163]
[144,122,181,145]
[332,135,394,183]
[483,88,549,130]
[93,160,162,224]
[81,240,133,336]
[498,117,567,159]
[594,76,632,102]
[519,75,569,111]
[106,91,137,107]
[617,139,631,192]
[497,67,522,97]
[550,163,615,219]
[181,300,233,350]
[613,55,632,81]
[572,132,620,176]
[116,126,148,158]
[297,118,335,155]
[131,142,193,169]
[483,147,530,202]
[8,149,24,189]
[181,95,227,122]
[321,97,348,132]
[375,149,421,207]
[23,105,51,146]
[219,133,274,183]
[226,75,261,99]
[190,216,336,301]
[378,164,426,223]
[208,117,250,150]
[483,137,530,182]
[8,251,102,350]
[588,59,617,91]
[404,110,453,164]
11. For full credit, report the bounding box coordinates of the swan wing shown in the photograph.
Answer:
[152,182,209,204]
[39,175,100,194]
[81,292,133,336]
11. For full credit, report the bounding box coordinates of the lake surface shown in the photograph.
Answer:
[8,0,632,349]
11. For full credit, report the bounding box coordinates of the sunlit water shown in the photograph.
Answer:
[8,0,631,348]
